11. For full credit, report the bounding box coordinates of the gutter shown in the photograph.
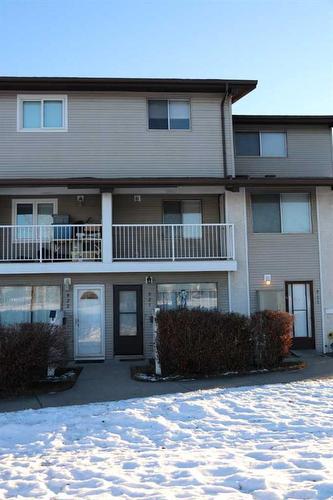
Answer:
[0,177,333,188]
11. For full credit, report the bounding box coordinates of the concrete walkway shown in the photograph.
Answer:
[1,350,333,413]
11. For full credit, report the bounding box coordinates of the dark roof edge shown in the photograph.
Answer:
[0,177,333,188]
[0,77,257,103]
[233,115,333,126]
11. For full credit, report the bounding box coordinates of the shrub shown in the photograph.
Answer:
[156,309,293,376]
[250,310,293,368]
[0,323,67,392]
[156,309,252,376]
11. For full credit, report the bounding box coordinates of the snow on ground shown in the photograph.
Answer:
[1,381,333,499]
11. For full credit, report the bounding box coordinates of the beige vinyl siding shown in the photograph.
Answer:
[113,194,221,224]
[0,194,219,226]
[235,125,333,177]
[246,188,323,351]
[0,195,101,225]
[0,272,229,360]
[0,91,225,178]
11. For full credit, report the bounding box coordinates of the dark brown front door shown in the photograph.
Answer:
[285,281,315,349]
[114,285,143,356]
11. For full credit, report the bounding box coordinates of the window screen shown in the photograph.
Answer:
[252,194,281,233]
[235,132,260,156]
[148,100,168,129]
[281,193,311,233]
[261,132,287,157]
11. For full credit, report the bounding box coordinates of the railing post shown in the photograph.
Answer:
[39,226,43,262]
[102,192,113,264]
[231,224,235,260]
[171,225,175,261]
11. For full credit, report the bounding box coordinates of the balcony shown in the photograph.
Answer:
[0,224,102,262]
[0,222,236,273]
[112,223,234,261]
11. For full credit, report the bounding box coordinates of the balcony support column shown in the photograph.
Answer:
[224,188,250,315]
[102,192,113,264]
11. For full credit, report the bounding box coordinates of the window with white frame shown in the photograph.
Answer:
[17,95,68,131]
[148,100,190,130]
[0,286,61,325]
[157,283,217,310]
[235,131,287,157]
[12,199,58,240]
[251,193,311,233]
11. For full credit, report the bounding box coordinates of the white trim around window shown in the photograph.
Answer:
[11,198,58,242]
[147,98,191,131]
[235,130,287,157]
[17,95,68,132]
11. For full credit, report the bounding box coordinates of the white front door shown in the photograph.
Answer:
[74,285,105,359]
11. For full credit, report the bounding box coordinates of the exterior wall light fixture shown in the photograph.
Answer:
[264,274,272,286]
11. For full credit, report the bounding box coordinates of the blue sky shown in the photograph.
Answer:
[0,0,332,114]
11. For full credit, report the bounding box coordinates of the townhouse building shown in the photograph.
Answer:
[0,77,332,359]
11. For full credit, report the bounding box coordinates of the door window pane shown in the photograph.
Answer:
[119,291,137,313]
[182,200,202,238]
[293,310,308,337]
[169,101,190,129]
[148,100,168,129]
[157,283,217,310]
[119,313,137,336]
[281,193,311,233]
[78,288,102,355]
[16,203,33,225]
[23,101,41,128]
[16,203,34,239]
[235,132,260,156]
[288,283,312,338]
[252,194,281,232]
[261,132,286,157]
[37,203,54,225]
[43,100,63,128]
[163,201,182,224]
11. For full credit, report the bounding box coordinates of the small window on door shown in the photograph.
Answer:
[119,291,137,337]
[163,200,202,238]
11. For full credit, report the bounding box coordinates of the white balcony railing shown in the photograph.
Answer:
[112,223,235,261]
[0,224,102,262]
[0,223,235,263]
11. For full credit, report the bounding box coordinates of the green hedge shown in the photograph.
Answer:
[0,323,67,392]
[156,309,293,376]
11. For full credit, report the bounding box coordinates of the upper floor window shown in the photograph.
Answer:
[251,193,311,233]
[148,100,190,130]
[17,95,68,131]
[235,131,287,157]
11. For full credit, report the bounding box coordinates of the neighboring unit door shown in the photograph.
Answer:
[74,285,105,359]
[114,285,143,356]
[286,282,315,349]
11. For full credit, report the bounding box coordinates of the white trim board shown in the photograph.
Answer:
[0,260,238,275]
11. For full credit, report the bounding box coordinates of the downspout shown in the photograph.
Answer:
[221,83,230,178]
